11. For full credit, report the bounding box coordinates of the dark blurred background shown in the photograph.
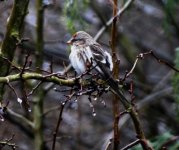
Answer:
[0,0,179,149]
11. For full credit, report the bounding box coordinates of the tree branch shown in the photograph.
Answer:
[0,72,75,86]
[6,108,34,128]
[111,0,120,149]
[94,0,134,41]
[0,0,29,101]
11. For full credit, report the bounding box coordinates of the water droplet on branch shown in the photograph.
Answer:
[17,98,22,104]
[92,112,96,117]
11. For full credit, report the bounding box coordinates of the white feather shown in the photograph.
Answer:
[69,45,86,74]
[84,46,93,60]
[69,45,113,74]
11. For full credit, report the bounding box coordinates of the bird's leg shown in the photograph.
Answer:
[80,82,83,91]
[86,58,93,72]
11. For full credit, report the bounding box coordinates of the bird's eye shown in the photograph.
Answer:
[72,38,84,43]
[71,38,78,42]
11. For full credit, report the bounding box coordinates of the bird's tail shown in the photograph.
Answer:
[97,61,130,106]
[107,77,129,105]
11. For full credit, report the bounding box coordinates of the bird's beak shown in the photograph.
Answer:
[66,38,72,45]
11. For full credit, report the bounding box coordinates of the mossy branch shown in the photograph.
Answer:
[34,0,45,149]
[0,72,75,86]
[0,0,29,100]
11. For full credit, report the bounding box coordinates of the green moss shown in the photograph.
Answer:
[11,30,19,38]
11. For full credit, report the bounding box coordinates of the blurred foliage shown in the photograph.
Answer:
[150,132,179,149]
[164,0,179,14]
[63,0,89,33]
[131,132,179,150]
[172,47,179,123]
[162,0,179,35]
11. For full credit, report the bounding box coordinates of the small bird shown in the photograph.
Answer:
[67,31,129,105]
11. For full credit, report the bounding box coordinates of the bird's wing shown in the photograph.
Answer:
[89,44,129,105]
[89,43,111,69]
[87,43,112,79]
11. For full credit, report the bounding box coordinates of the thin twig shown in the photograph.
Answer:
[128,80,135,104]
[20,54,30,77]
[126,50,179,78]
[43,105,61,116]
[104,139,112,150]
[0,141,17,150]
[94,0,134,41]
[126,58,139,78]
[118,87,173,130]
[6,82,18,99]
[1,56,21,72]
[52,101,67,150]
[6,108,34,128]
[159,135,179,150]
[149,51,179,72]
[121,139,140,150]
[27,81,43,96]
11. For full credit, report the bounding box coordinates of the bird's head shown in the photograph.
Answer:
[67,31,95,46]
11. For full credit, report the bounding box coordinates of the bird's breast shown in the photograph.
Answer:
[69,46,86,74]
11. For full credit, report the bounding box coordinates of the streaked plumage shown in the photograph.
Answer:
[68,31,113,74]
[67,31,129,104]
